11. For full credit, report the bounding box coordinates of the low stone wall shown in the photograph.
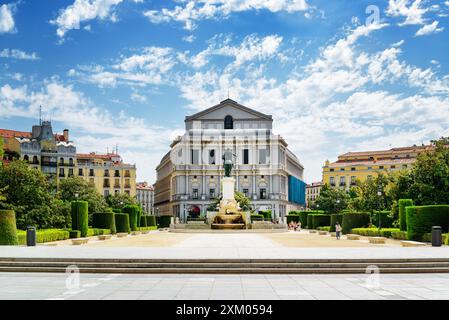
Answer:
[250,223,288,230]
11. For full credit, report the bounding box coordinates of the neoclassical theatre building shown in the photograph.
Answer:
[154,99,306,222]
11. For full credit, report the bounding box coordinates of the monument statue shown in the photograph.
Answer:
[222,148,235,177]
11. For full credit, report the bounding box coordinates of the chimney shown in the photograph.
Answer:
[63,129,69,141]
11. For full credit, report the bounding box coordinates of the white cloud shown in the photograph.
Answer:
[0,49,39,60]
[144,0,309,30]
[130,92,147,103]
[51,0,125,38]
[386,0,428,25]
[0,80,181,182]
[190,34,283,69]
[415,20,444,36]
[0,4,15,33]
[182,34,195,43]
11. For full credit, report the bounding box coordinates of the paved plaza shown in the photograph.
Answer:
[1,231,449,260]
[1,272,449,300]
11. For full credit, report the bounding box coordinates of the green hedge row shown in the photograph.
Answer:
[140,215,147,227]
[317,226,331,232]
[330,214,343,232]
[17,229,69,244]
[351,228,400,238]
[308,214,331,229]
[123,205,140,231]
[422,233,449,244]
[115,213,130,233]
[259,210,272,220]
[287,215,300,224]
[406,205,449,241]
[342,212,371,234]
[251,214,264,221]
[71,201,89,237]
[69,230,81,239]
[399,199,413,231]
[140,226,158,231]
[86,228,111,237]
[0,210,18,245]
[157,215,172,228]
[146,215,157,227]
[391,231,408,240]
[371,211,394,228]
[92,212,117,234]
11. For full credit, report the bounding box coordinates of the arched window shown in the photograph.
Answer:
[224,115,233,129]
[60,157,64,165]
[23,155,29,162]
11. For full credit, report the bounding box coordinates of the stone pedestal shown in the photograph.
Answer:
[221,177,235,200]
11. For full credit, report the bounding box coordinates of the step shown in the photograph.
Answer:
[1,266,449,274]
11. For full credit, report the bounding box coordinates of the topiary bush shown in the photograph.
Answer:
[342,212,371,234]
[140,215,147,227]
[351,228,400,238]
[371,211,394,228]
[330,214,343,232]
[391,230,408,240]
[146,215,157,227]
[287,215,300,224]
[92,212,117,234]
[71,201,88,237]
[87,228,111,237]
[310,214,331,229]
[398,199,413,231]
[157,215,172,228]
[259,210,272,220]
[69,230,81,239]
[115,213,130,233]
[406,205,449,241]
[0,210,18,245]
[123,205,140,231]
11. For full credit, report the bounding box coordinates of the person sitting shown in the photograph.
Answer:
[297,221,302,232]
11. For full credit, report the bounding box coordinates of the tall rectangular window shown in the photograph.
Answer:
[339,177,346,187]
[243,149,249,164]
[191,149,199,165]
[209,189,215,199]
[330,177,335,186]
[260,188,267,200]
[258,149,267,164]
[243,188,249,197]
[209,149,215,165]
[192,188,199,199]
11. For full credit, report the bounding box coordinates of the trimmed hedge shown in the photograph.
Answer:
[317,226,331,232]
[69,230,81,239]
[0,210,18,245]
[259,210,272,220]
[86,228,111,237]
[146,215,157,227]
[92,212,117,234]
[342,212,371,234]
[251,214,264,221]
[140,215,148,227]
[115,213,130,233]
[309,214,331,229]
[391,230,408,240]
[406,205,449,241]
[157,215,172,228]
[330,214,343,232]
[123,205,140,231]
[71,201,88,237]
[399,199,413,231]
[140,226,158,231]
[287,215,300,224]
[299,211,309,227]
[371,211,394,228]
[17,229,69,244]
[351,228,400,238]
[112,208,121,213]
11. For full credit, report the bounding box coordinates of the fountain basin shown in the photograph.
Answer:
[211,223,245,230]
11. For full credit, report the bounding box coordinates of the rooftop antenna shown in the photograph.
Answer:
[39,105,42,125]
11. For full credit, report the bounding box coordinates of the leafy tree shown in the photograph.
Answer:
[58,177,108,215]
[106,192,138,211]
[0,137,4,162]
[349,173,392,212]
[407,137,449,205]
[0,161,53,229]
[313,185,350,213]
[207,196,221,211]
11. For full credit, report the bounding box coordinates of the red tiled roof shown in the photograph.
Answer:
[0,128,32,138]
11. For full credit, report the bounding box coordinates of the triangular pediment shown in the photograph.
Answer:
[185,99,272,121]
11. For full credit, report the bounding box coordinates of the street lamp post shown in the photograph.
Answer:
[377,186,383,229]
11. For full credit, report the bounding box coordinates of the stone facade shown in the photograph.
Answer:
[154,99,306,221]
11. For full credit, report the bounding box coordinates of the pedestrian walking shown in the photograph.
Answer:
[335,222,342,240]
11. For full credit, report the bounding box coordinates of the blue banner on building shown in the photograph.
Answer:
[288,175,306,206]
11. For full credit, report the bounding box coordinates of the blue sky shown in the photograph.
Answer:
[0,0,448,183]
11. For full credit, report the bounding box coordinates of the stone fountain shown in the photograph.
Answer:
[211,149,246,230]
